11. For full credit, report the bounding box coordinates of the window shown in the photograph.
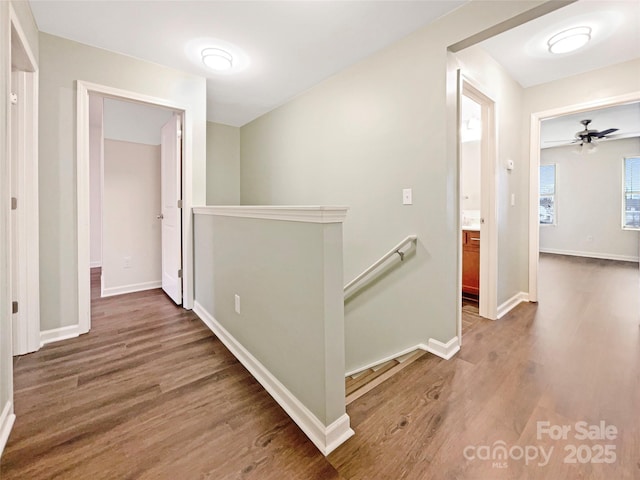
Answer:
[623,156,640,230]
[539,164,556,225]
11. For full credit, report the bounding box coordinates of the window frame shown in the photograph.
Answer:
[539,163,557,226]
[622,156,640,231]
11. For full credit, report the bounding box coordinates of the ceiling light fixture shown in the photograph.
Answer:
[202,48,233,71]
[547,26,592,54]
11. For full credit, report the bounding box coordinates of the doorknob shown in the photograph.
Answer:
[157,213,164,220]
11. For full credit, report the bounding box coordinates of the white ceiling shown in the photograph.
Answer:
[29,0,466,127]
[28,0,640,128]
[481,0,640,88]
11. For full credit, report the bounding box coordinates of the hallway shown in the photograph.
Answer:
[1,255,639,479]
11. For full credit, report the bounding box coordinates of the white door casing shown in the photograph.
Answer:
[160,114,183,305]
[10,4,40,355]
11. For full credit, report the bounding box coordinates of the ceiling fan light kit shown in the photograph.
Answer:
[547,26,592,54]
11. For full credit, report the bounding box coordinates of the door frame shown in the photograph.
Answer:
[76,81,193,334]
[457,72,499,341]
[10,5,40,355]
[528,91,640,302]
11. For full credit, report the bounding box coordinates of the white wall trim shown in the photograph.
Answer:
[0,401,15,458]
[40,325,80,347]
[77,81,194,336]
[425,336,461,360]
[192,205,349,224]
[497,291,529,319]
[529,91,640,304]
[540,248,639,263]
[193,301,354,456]
[347,336,461,376]
[346,344,423,377]
[9,8,40,355]
[101,280,162,298]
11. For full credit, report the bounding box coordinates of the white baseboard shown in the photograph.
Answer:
[89,261,102,268]
[193,301,354,456]
[346,336,461,376]
[425,336,460,360]
[0,401,15,457]
[40,324,80,346]
[346,344,423,377]
[497,292,529,319]
[101,280,162,298]
[540,248,639,263]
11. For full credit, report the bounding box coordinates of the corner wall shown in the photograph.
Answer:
[239,2,545,371]
[206,122,240,205]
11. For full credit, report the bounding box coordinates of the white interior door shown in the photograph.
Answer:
[160,114,182,304]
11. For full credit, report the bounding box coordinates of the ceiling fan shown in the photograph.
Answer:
[574,119,618,145]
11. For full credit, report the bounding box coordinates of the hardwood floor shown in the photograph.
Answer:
[2,254,640,479]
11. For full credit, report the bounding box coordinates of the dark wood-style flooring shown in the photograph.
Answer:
[2,254,640,479]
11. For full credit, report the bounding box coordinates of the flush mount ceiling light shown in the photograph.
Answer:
[547,26,592,54]
[202,48,233,72]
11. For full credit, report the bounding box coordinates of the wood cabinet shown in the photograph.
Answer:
[462,230,480,297]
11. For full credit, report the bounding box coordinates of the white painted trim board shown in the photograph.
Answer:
[346,336,461,377]
[40,325,81,347]
[540,248,639,263]
[497,292,529,320]
[0,401,16,458]
[101,280,162,298]
[193,301,353,456]
[192,205,349,224]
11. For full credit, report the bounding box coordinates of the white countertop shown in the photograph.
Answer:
[462,225,480,232]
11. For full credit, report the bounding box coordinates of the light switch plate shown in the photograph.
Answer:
[403,188,412,205]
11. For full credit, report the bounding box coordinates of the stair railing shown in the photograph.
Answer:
[344,235,417,298]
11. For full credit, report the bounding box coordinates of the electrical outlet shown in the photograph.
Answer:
[234,294,241,314]
[124,256,132,268]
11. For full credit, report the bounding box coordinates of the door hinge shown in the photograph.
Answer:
[177,129,182,139]
[12,301,18,314]
[11,197,17,210]
[9,92,17,105]
[177,199,183,208]
[178,269,183,278]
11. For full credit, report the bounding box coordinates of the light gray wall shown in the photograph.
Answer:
[206,122,240,205]
[39,32,207,331]
[455,45,528,306]
[540,138,640,261]
[103,140,161,293]
[239,2,542,371]
[193,214,346,425]
[103,98,173,146]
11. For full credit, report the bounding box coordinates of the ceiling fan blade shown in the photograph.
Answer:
[592,128,619,138]
[546,139,574,143]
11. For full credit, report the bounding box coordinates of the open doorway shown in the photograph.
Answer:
[529,94,640,298]
[77,82,191,335]
[457,76,499,341]
[88,96,181,303]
